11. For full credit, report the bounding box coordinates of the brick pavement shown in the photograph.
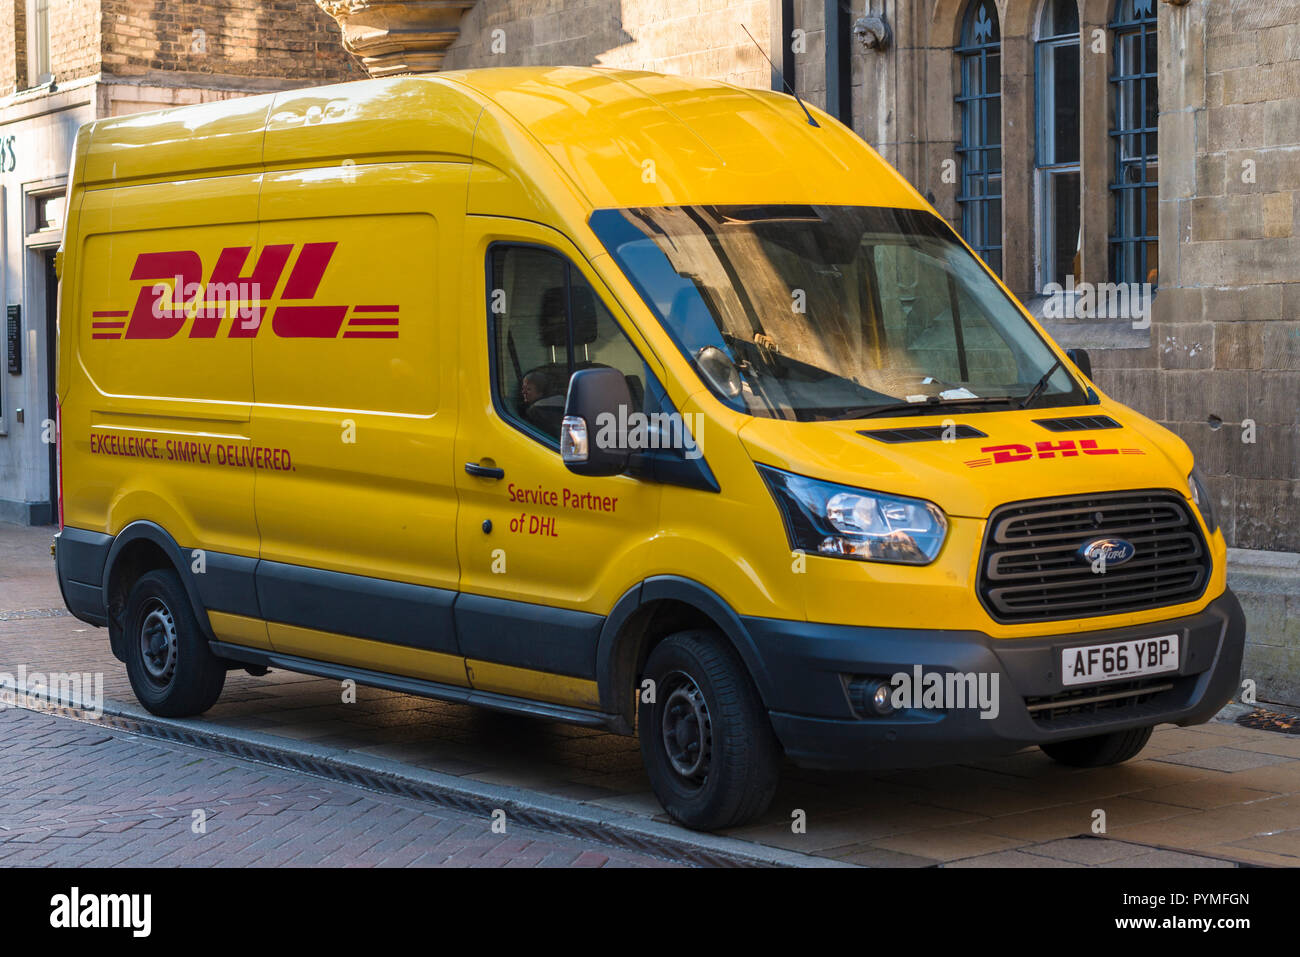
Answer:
[0,706,680,867]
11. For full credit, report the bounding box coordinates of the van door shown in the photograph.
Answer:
[70,174,262,559]
[248,162,468,684]
[454,220,664,708]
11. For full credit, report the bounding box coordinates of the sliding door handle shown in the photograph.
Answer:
[464,462,505,480]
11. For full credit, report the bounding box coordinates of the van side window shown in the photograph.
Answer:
[488,245,646,445]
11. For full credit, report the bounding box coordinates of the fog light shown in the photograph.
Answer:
[848,677,896,717]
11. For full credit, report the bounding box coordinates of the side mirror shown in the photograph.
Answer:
[561,367,633,477]
[1066,347,1093,379]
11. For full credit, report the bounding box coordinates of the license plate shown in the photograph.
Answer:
[1061,634,1180,687]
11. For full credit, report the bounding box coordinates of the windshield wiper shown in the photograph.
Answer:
[1019,357,1064,410]
[828,395,1019,421]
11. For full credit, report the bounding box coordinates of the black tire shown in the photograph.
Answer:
[638,629,781,830]
[122,568,226,717]
[1040,725,1153,767]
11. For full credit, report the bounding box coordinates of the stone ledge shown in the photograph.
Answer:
[101,70,332,94]
[0,74,97,122]
[1229,547,1300,570]
[1038,320,1153,352]
[1229,548,1300,595]
[1024,294,1154,351]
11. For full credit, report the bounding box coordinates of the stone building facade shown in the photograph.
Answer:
[0,0,357,524]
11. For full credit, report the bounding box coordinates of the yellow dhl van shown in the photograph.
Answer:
[54,67,1244,830]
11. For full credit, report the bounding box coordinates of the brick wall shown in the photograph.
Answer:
[0,0,31,96]
[99,0,357,84]
[50,0,102,83]
[0,4,15,95]
[0,1,357,95]
[441,0,771,89]
[0,1,101,95]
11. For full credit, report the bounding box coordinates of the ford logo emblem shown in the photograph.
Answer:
[1078,538,1136,566]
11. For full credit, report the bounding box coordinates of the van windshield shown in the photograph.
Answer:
[589,205,1085,421]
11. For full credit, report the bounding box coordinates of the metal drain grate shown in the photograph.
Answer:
[13,695,774,868]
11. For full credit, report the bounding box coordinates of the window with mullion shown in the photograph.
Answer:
[1109,0,1159,288]
[956,0,1003,276]
[1035,0,1082,290]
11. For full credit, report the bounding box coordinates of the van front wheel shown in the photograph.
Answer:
[1040,725,1153,767]
[638,630,780,830]
[123,568,226,717]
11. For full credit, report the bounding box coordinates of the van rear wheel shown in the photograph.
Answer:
[638,630,780,831]
[123,568,226,717]
[1040,725,1153,767]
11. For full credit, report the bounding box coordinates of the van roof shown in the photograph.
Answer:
[438,66,923,210]
[77,66,923,213]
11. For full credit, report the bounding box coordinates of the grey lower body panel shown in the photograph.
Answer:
[454,592,602,679]
[54,527,112,627]
[256,559,459,656]
[56,526,602,684]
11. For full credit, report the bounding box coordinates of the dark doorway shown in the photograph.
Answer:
[44,249,58,519]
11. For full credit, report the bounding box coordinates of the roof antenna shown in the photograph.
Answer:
[741,23,819,128]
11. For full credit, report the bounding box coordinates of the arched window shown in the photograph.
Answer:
[1035,0,1081,289]
[1110,0,1158,287]
[956,0,1002,275]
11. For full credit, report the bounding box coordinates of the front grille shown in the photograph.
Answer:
[978,490,1211,624]
[1025,676,1183,728]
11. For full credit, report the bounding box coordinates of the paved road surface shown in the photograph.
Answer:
[0,706,680,867]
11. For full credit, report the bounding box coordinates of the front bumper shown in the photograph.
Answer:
[745,589,1245,770]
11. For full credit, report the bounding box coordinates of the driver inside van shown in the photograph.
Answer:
[521,369,548,406]
[520,366,568,439]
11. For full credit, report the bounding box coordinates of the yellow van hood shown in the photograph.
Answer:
[737,403,1195,520]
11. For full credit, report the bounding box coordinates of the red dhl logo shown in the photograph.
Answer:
[90,244,399,341]
[964,439,1146,468]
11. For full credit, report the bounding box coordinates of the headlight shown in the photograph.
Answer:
[758,465,948,565]
[1187,466,1218,533]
